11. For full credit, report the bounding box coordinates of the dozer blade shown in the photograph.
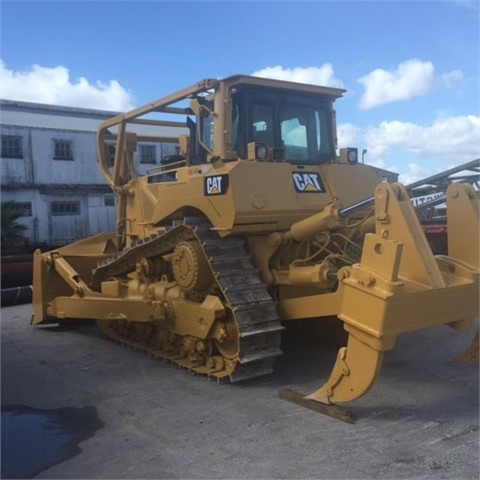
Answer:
[306,182,479,405]
[446,183,479,364]
[32,233,117,325]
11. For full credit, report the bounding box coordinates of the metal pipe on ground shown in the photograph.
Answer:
[1,286,33,307]
[1,255,33,289]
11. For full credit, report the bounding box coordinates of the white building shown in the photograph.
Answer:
[1,100,180,247]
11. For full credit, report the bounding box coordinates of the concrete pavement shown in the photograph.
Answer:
[1,303,479,479]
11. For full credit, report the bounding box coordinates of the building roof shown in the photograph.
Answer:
[0,99,120,132]
[0,99,189,138]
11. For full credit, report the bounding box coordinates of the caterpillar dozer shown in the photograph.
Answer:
[32,75,479,408]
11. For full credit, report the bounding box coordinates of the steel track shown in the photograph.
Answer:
[94,218,284,382]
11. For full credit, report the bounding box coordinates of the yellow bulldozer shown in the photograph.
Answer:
[32,75,479,410]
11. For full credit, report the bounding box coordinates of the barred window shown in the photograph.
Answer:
[1,136,23,159]
[12,202,32,217]
[51,201,80,215]
[139,145,156,164]
[104,196,115,207]
[53,140,74,160]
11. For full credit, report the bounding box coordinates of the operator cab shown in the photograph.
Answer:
[189,83,339,166]
[98,75,344,189]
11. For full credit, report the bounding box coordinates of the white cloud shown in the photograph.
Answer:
[357,59,434,110]
[398,163,433,185]
[343,115,480,182]
[363,115,480,157]
[0,60,135,111]
[337,115,480,184]
[336,123,361,148]
[440,69,464,88]
[251,64,344,89]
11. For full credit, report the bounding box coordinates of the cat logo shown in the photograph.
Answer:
[205,174,229,196]
[292,172,325,193]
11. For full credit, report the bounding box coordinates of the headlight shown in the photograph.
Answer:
[247,142,270,161]
[257,145,268,159]
[337,147,359,164]
[347,148,358,164]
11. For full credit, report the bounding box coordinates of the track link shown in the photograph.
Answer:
[94,218,283,382]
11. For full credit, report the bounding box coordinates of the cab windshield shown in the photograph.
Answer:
[232,88,335,164]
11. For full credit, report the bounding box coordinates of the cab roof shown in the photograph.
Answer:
[220,74,346,99]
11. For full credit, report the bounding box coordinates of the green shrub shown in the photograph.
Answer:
[1,201,29,251]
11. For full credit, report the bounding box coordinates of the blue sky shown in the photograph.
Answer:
[1,0,479,182]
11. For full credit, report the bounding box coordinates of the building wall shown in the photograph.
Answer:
[1,100,179,248]
[1,127,106,186]
[1,126,34,185]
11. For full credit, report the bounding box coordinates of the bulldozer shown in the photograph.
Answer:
[32,75,479,409]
